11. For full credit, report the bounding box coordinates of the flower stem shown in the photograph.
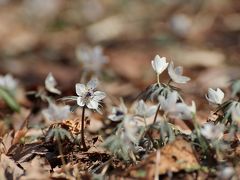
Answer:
[81,105,87,151]
[192,115,208,152]
[153,103,161,124]
[157,74,160,86]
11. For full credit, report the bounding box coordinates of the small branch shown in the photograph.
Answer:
[81,106,87,151]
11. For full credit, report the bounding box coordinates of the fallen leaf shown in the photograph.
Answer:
[127,138,199,179]
[0,154,24,180]
[20,156,51,180]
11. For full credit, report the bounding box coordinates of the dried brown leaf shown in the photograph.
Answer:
[20,156,51,180]
[128,138,199,179]
[0,154,24,180]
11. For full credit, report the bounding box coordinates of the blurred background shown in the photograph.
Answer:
[0,0,240,103]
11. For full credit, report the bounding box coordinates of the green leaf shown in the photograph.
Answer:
[231,80,240,97]
[0,88,20,112]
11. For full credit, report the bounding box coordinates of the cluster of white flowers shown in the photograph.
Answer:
[76,45,108,73]
[151,55,190,84]
[108,100,156,144]
[0,74,18,91]
[159,91,196,120]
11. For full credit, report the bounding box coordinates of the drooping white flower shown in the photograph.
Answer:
[108,102,128,122]
[123,116,140,144]
[76,45,108,73]
[151,55,169,75]
[0,74,18,91]
[76,78,106,110]
[206,88,224,105]
[200,122,224,140]
[168,61,190,84]
[45,73,61,95]
[175,101,196,120]
[159,91,179,113]
[135,100,157,118]
[42,102,70,121]
[159,91,196,120]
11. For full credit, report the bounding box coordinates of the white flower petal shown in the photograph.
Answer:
[87,99,99,109]
[45,73,61,95]
[93,91,106,101]
[75,83,86,96]
[108,114,123,121]
[168,62,190,84]
[77,97,85,107]
[206,88,224,105]
[145,106,158,117]
[87,78,98,90]
[151,55,169,75]
[200,123,224,140]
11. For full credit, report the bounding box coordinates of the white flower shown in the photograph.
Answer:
[135,100,157,118]
[159,91,179,113]
[168,61,190,84]
[108,102,127,122]
[151,55,169,75]
[206,88,224,105]
[0,74,18,91]
[76,78,106,110]
[123,116,139,143]
[200,122,224,140]
[45,73,61,95]
[76,45,108,73]
[175,101,196,120]
[42,103,70,121]
[159,91,196,120]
